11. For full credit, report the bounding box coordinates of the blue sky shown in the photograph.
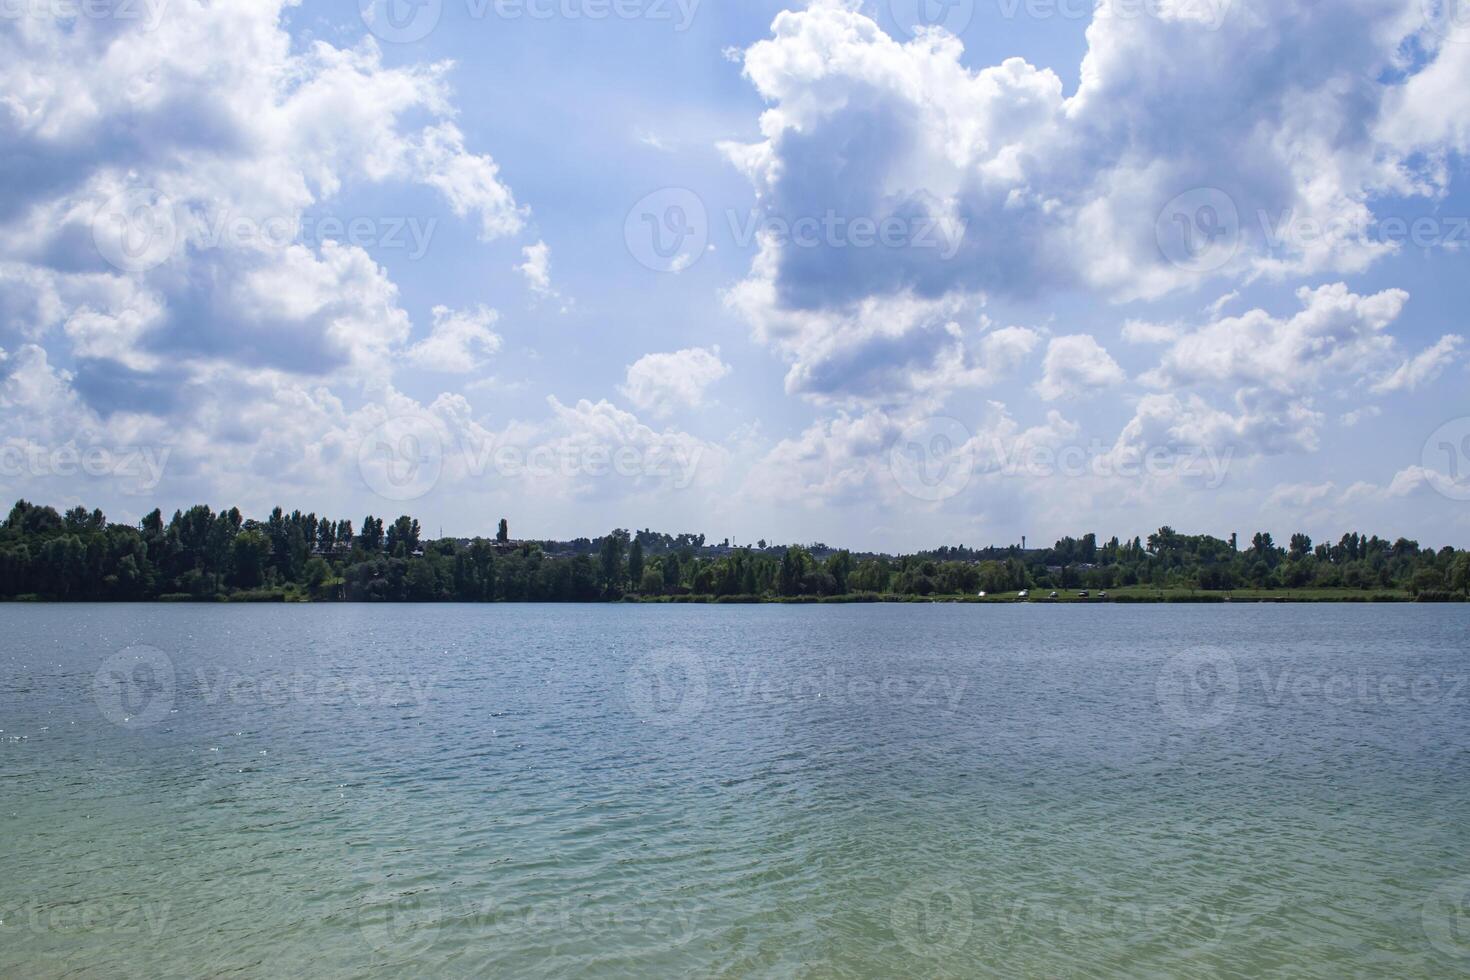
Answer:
[2,0,1469,550]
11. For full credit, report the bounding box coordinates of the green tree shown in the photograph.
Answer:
[628,538,644,589]
[230,530,271,588]
[599,529,629,593]
[1410,567,1445,596]
[1449,553,1470,598]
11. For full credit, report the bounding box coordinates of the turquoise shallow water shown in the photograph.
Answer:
[1,603,1469,977]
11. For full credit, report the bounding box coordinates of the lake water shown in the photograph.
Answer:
[2,603,1469,977]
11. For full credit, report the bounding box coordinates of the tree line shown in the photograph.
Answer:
[0,500,1467,602]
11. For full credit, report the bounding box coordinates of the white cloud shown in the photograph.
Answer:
[720,1,1469,404]
[0,0,526,397]
[1110,389,1322,465]
[1371,334,1463,393]
[405,305,502,373]
[619,347,731,418]
[1204,291,1241,318]
[1035,335,1125,401]
[516,240,554,297]
[1266,481,1337,509]
[1340,405,1382,428]
[1343,466,1461,504]
[1121,319,1180,345]
[1142,283,1410,394]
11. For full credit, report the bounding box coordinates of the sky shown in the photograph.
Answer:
[2,0,1470,551]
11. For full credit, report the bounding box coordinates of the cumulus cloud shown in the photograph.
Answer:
[1121,320,1180,345]
[516,240,554,297]
[0,0,525,400]
[1110,389,1323,466]
[720,1,1468,404]
[619,347,731,418]
[1141,283,1410,393]
[1266,481,1338,509]
[1035,335,1125,401]
[1371,334,1463,393]
[0,0,550,514]
[405,305,502,373]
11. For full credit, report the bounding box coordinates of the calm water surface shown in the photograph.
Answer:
[2,603,1469,977]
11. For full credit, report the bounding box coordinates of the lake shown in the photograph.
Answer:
[2,603,1468,977]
